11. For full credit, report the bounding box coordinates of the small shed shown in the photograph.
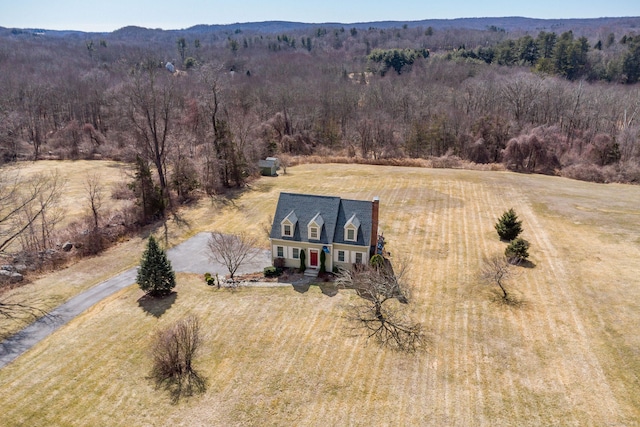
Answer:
[259,158,278,176]
[266,157,280,168]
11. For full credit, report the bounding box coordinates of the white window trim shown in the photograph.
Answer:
[345,226,357,242]
[276,246,284,258]
[344,214,360,242]
[283,223,292,237]
[309,226,319,240]
[337,250,345,262]
[281,210,298,238]
[292,247,300,259]
[308,213,324,241]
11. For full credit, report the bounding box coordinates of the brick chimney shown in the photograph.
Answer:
[370,196,379,256]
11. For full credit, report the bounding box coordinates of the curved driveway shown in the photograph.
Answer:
[0,233,270,368]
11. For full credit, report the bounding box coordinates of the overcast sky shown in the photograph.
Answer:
[1,0,638,32]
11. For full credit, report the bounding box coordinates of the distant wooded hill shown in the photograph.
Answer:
[2,16,640,37]
[1,15,639,190]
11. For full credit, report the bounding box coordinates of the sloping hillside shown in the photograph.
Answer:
[0,164,638,426]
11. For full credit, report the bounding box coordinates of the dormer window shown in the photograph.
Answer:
[281,210,297,237]
[344,213,360,242]
[308,213,324,241]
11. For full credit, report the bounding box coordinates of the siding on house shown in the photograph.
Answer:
[269,193,378,271]
[271,240,334,270]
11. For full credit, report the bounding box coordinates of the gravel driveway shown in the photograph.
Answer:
[167,232,271,275]
[0,232,271,368]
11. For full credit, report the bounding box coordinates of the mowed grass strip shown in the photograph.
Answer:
[0,163,639,426]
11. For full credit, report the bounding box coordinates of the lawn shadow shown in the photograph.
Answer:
[209,185,252,208]
[489,291,529,309]
[292,282,310,293]
[291,278,339,296]
[516,259,537,269]
[137,292,177,317]
[318,282,339,297]
[248,180,276,193]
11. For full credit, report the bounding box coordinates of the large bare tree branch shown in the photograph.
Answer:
[336,259,426,352]
[207,232,260,280]
[0,171,64,253]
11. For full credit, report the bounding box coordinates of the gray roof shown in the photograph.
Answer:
[259,159,277,168]
[270,193,373,247]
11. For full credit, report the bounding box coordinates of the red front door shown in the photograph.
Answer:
[310,250,319,267]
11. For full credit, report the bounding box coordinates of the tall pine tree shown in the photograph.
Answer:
[495,208,523,241]
[137,235,176,297]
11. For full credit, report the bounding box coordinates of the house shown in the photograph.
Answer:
[259,158,278,176]
[269,192,380,275]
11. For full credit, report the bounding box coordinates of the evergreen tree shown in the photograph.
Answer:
[495,208,523,241]
[137,235,176,297]
[299,249,306,272]
[130,155,165,223]
[505,238,530,264]
[622,36,640,84]
[319,250,326,274]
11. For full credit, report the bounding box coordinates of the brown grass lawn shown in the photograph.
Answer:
[3,159,134,225]
[1,163,639,426]
[0,160,139,338]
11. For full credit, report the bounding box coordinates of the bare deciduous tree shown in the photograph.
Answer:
[201,65,248,189]
[336,259,426,352]
[150,315,206,402]
[279,154,290,175]
[17,173,65,254]
[207,232,260,280]
[75,172,106,256]
[261,215,274,239]
[0,171,64,254]
[127,62,177,204]
[85,172,103,231]
[0,172,63,329]
[480,255,514,300]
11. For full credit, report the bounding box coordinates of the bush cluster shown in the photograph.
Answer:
[264,266,282,278]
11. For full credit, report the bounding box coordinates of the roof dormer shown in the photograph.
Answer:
[308,213,324,240]
[344,213,360,242]
[281,210,297,237]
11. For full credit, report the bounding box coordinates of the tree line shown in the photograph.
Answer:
[0,22,639,197]
[450,30,640,83]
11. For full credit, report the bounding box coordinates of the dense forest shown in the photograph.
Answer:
[1,17,640,196]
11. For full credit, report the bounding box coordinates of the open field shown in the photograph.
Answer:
[0,160,138,337]
[1,163,639,426]
[3,160,134,226]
